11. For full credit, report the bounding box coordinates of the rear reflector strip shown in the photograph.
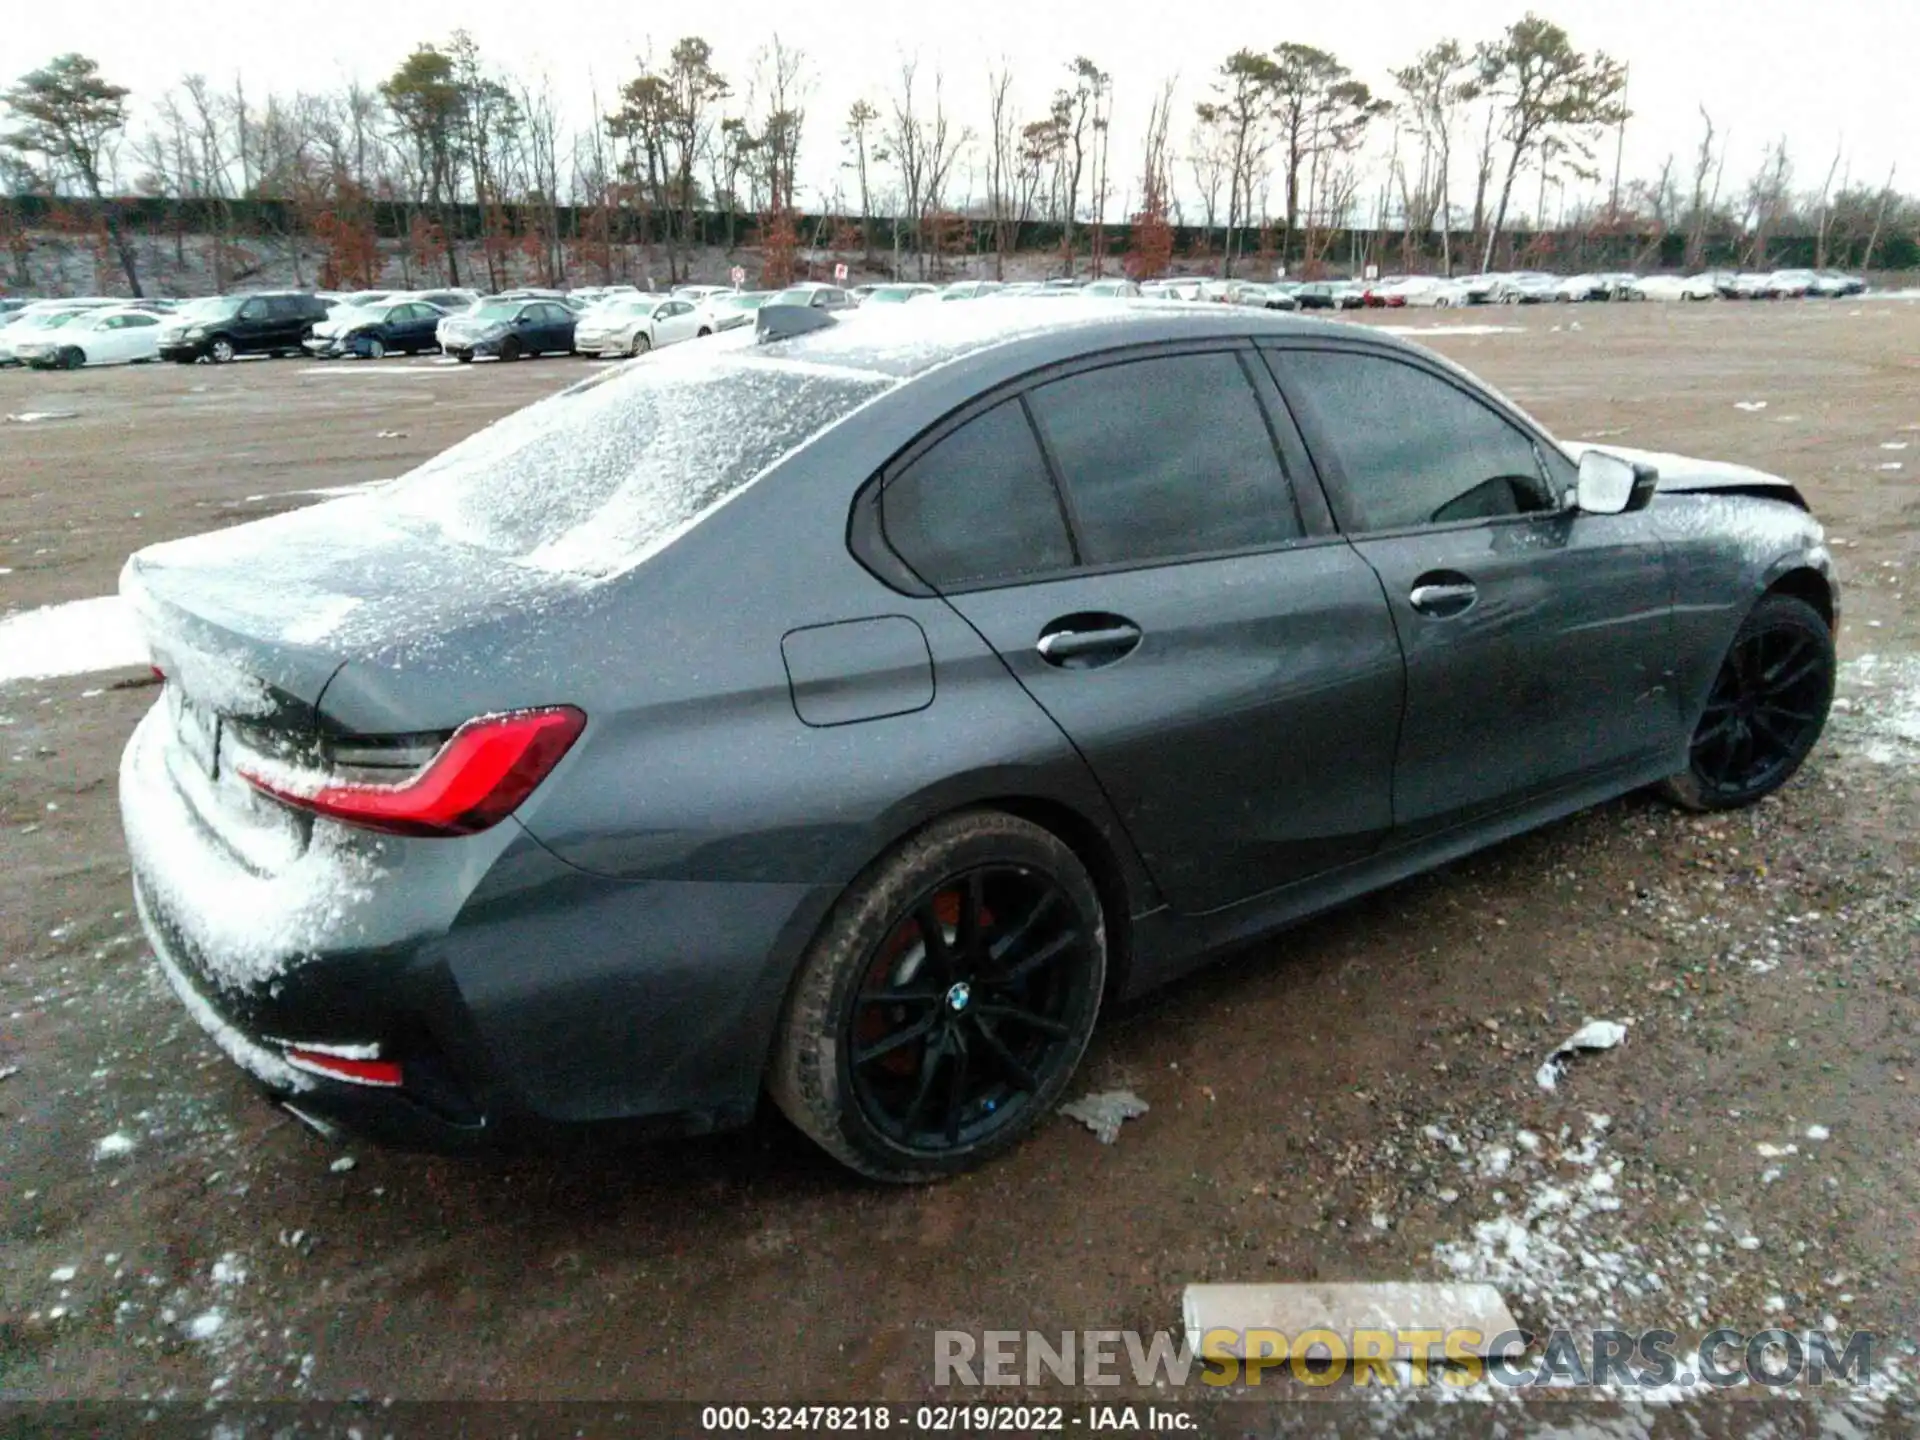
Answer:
[284,1048,404,1088]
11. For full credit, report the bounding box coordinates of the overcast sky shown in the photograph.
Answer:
[10,0,1912,214]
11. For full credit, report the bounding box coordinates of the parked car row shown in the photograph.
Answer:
[0,261,1881,372]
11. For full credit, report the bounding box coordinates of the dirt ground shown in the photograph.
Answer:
[2,302,1918,1425]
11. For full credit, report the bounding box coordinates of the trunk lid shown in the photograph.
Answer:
[121,492,591,870]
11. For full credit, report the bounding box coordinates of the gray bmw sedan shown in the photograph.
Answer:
[120,300,1837,1180]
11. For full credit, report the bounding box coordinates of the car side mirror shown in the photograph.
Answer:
[1574,449,1656,515]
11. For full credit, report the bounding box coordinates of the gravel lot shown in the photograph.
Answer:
[2,303,1917,1423]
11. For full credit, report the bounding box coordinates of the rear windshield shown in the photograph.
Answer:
[378,340,894,577]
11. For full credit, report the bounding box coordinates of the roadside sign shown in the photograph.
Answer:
[729,265,745,288]
[1364,263,1380,281]
[833,262,849,282]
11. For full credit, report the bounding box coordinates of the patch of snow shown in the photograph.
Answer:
[1059,1090,1149,1143]
[137,893,311,1090]
[1376,324,1526,337]
[185,1309,226,1341]
[1877,462,1904,471]
[329,1155,357,1173]
[241,480,389,503]
[122,706,381,994]
[1733,400,1769,412]
[49,1265,77,1283]
[0,596,148,683]
[94,1131,137,1159]
[1836,655,1920,765]
[210,1253,247,1286]
[4,410,79,423]
[1806,1124,1830,1141]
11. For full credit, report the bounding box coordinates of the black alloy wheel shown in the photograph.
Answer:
[1662,593,1833,811]
[771,811,1106,1182]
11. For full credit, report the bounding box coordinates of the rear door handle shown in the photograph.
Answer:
[1408,575,1478,618]
[1036,615,1143,668]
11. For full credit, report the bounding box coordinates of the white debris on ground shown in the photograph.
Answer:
[329,1155,357,1173]
[1535,1019,1629,1091]
[1733,400,1769,412]
[93,1130,137,1159]
[1833,655,1920,765]
[3,410,79,423]
[1060,1089,1149,1143]
[0,595,148,683]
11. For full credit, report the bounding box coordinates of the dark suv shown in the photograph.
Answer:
[156,292,331,363]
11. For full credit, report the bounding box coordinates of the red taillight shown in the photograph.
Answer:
[239,706,585,837]
[285,1048,404,1087]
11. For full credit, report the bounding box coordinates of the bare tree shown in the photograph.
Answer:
[984,66,1018,278]
[1743,137,1793,267]
[843,98,882,265]
[1812,141,1843,270]
[1392,40,1477,274]
[1194,50,1279,277]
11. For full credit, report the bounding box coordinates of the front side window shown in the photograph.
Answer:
[1024,351,1301,566]
[1276,350,1551,532]
[881,399,1074,590]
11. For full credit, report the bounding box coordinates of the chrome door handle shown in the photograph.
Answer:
[1408,581,1478,617]
[1036,625,1141,661]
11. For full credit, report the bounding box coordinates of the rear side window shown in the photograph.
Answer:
[1025,351,1301,565]
[1277,350,1551,532]
[381,350,893,577]
[881,400,1074,589]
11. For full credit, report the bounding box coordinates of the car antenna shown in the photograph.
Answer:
[756,304,838,343]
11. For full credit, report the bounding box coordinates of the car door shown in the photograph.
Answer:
[1264,340,1681,842]
[234,297,270,350]
[268,296,305,349]
[538,302,574,352]
[653,300,692,346]
[871,344,1403,915]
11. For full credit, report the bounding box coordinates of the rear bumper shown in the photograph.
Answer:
[119,700,826,1151]
[138,887,495,1151]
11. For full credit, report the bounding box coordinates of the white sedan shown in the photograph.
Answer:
[1627,274,1719,302]
[571,295,712,358]
[14,307,166,368]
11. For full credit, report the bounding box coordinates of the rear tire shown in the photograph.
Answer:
[770,810,1107,1183]
[455,352,473,363]
[1658,593,1834,812]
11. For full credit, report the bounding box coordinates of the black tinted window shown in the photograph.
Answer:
[1025,351,1300,565]
[1278,350,1550,532]
[882,400,1074,589]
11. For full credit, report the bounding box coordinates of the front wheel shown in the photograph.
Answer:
[363,336,386,360]
[1659,593,1834,812]
[498,337,522,362]
[770,811,1107,1183]
[629,332,651,357]
[61,347,86,370]
[208,336,235,364]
